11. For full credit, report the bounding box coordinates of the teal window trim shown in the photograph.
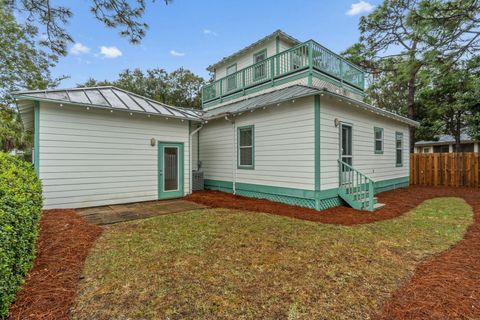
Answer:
[374,127,384,154]
[395,132,403,167]
[226,63,237,75]
[237,125,255,170]
[253,49,267,63]
[33,101,40,175]
[253,49,267,81]
[226,63,238,92]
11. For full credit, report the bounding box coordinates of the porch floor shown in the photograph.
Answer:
[76,199,206,225]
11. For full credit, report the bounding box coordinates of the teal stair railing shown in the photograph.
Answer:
[337,159,376,211]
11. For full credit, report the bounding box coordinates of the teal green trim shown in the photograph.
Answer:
[396,132,403,167]
[253,49,267,63]
[226,63,237,74]
[374,127,384,154]
[237,125,255,170]
[158,142,184,199]
[314,94,321,210]
[33,101,40,175]
[202,40,365,106]
[204,179,343,211]
[374,176,409,194]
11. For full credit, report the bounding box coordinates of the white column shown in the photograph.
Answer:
[474,142,479,152]
[449,144,453,153]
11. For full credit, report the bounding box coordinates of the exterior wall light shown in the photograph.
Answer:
[150,138,156,147]
[334,118,340,127]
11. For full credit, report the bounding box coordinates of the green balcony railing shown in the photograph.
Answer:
[201,40,365,105]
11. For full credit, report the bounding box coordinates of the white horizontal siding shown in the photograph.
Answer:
[199,118,234,182]
[200,96,315,190]
[319,96,410,190]
[215,38,283,79]
[38,102,190,209]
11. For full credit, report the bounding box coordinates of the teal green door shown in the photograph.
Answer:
[158,142,184,199]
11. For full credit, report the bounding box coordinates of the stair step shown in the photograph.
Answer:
[373,203,385,210]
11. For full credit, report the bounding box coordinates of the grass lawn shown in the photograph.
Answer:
[73,198,473,320]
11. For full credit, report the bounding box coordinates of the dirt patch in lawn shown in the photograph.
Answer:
[8,209,103,320]
[188,186,480,319]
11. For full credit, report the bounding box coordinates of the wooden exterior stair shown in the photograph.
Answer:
[337,160,385,211]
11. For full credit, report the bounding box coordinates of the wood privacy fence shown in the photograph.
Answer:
[410,152,480,188]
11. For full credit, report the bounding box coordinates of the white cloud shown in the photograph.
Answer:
[203,29,218,36]
[99,46,122,58]
[170,50,185,57]
[346,1,374,16]
[70,42,90,55]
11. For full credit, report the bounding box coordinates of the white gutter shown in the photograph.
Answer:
[224,115,236,194]
[189,123,204,194]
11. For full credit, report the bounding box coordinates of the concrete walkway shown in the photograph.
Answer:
[76,199,206,225]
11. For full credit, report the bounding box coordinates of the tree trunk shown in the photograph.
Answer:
[407,76,417,153]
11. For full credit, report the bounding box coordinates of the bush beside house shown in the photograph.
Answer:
[0,152,42,317]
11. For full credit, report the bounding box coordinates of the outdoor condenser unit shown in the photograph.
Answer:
[192,170,204,191]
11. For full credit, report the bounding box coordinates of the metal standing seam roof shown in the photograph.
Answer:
[203,85,419,127]
[415,133,476,145]
[206,30,301,72]
[12,86,203,121]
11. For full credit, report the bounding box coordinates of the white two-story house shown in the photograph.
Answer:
[14,30,418,211]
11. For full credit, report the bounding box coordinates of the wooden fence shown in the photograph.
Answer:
[410,152,480,188]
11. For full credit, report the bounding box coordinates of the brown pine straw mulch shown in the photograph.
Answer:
[187,186,480,319]
[8,209,103,320]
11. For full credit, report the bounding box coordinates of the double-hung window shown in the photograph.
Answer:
[374,127,384,154]
[396,132,403,166]
[238,125,254,169]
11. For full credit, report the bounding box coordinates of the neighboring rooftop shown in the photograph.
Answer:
[12,86,203,121]
[206,30,301,72]
[416,133,477,145]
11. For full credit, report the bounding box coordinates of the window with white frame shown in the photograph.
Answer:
[374,127,384,154]
[396,132,403,166]
[238,126,254,168]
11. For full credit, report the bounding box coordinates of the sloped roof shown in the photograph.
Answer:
[12,86,203,120]
[415,133,476,145]
[206,30,301,72]
[204,85,419,127]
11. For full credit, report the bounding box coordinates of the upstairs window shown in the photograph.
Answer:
[238,125,254,169]
[253,50,267,81]
[374,127,384,154]
[396,132,403,167]
[226,64,237,92]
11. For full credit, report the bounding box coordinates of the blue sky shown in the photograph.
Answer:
[54,0,378,87]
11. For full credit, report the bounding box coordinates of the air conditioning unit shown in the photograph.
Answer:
[192,170,204,191]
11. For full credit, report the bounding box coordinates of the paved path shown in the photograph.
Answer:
[76,199,206,225]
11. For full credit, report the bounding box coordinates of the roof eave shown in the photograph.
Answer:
[13,94,202,121]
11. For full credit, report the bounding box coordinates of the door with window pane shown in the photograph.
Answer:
[158,142,184,199]
[340,124,353,166]
[253,51,267,81]
[226,64,237,92]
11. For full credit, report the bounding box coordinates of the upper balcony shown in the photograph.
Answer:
[201,40,365,109]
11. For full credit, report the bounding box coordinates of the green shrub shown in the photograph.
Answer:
[0,152,42,318]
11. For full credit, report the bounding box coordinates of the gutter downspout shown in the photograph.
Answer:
[224,115,236,194]
[189,122,204,194]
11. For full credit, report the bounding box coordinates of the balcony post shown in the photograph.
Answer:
[242,70,245,96]
[308,41,313,86]
[219,80,223,103]
[271,58,275,87]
